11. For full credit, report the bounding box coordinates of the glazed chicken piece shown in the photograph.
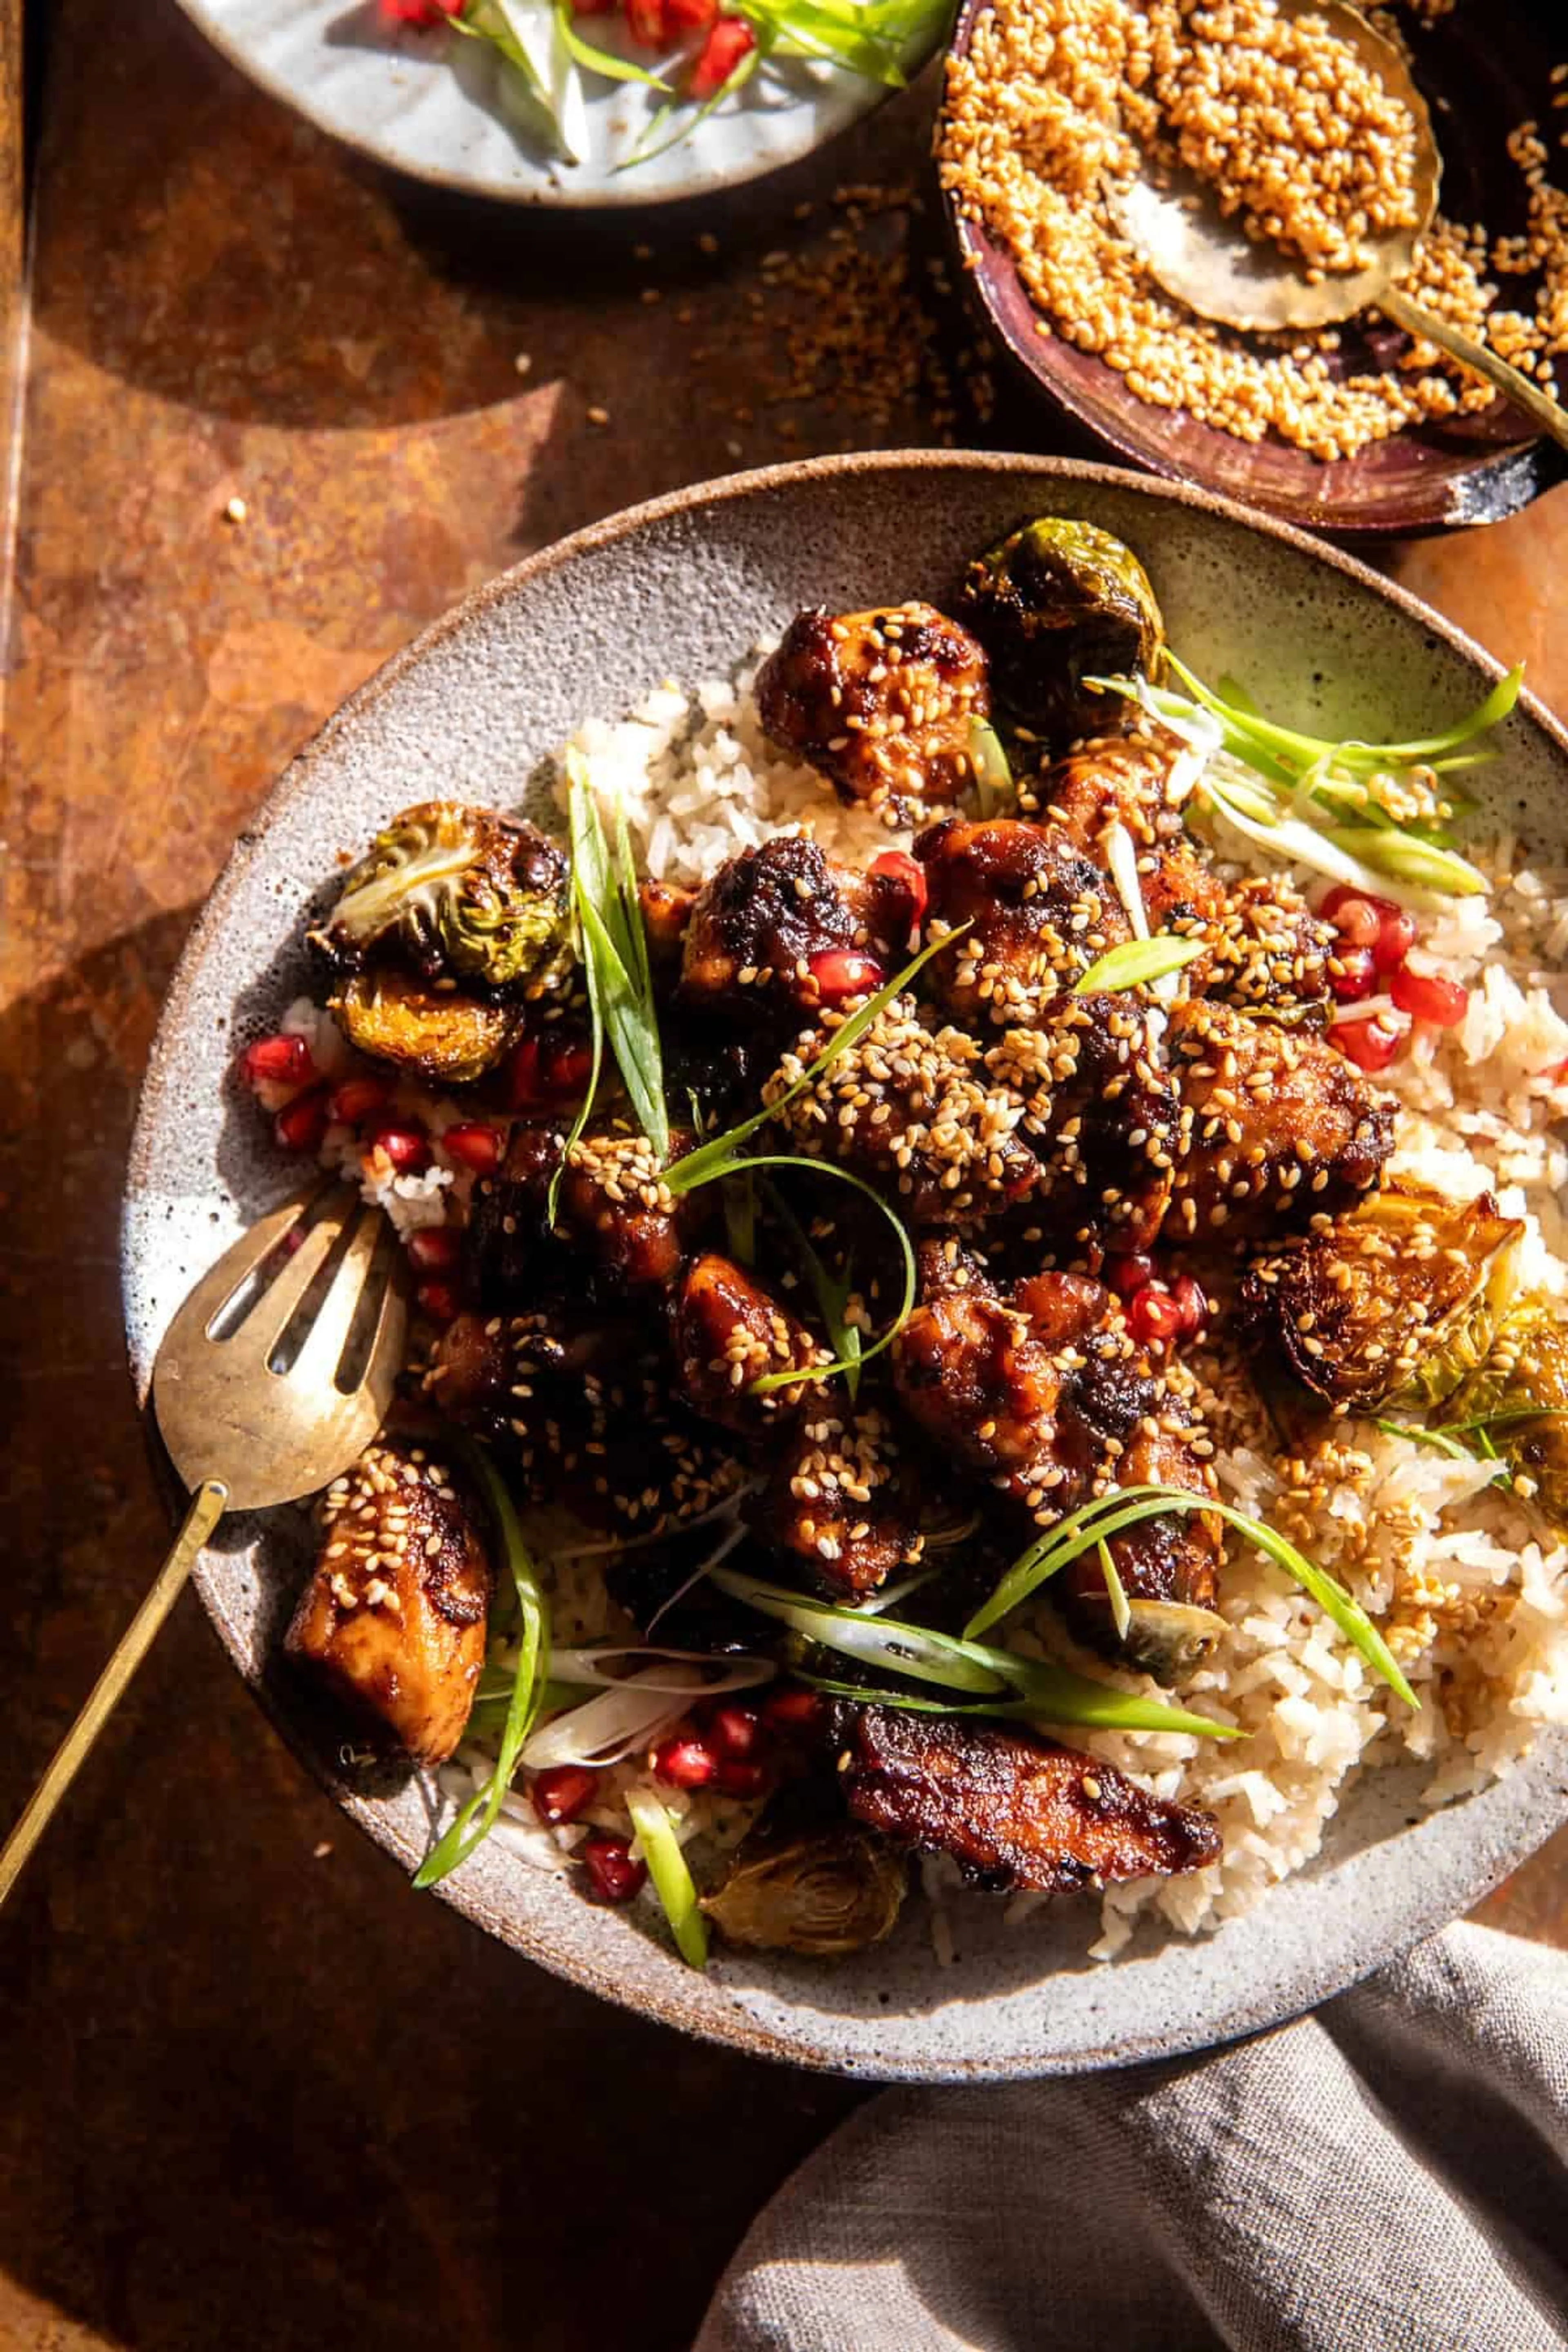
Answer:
[761,1405,922,1599]
[1187,876,1335,1022]
[891,1242,1109,1488]
[427,1306,745,1537]
[756,601,990,819]
[987,991,1180,1255]
[1166,997,1395,1241]
[915,816,1132,1029]
[286,1435,492,1766]
[637,877,697,976]
[837,1706,1221,1895]
[677,835,907,1027]
[762,992,1039,1226]
[469,1121,704,1300]
[670,1252,831,1437]
[1038,733,1224,931]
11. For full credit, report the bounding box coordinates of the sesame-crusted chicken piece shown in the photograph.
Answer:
[836,1705,1221,1895]
[670,1252,833,1437]
[427,1306,745,1536]
[987,991,1179,1255]
[1038,732,1225,931]
[755,601,990,821]
[677,835,905,1026]
[1165,997,1395,1241]
[891,1240,1110,1479]
[1183,877,1336,1022]
[760,1406,923,1599]
[915,815,1133,1029]
[285,1435,492,1767]
[470,1121,704,1300]
[762,993,1039,1226]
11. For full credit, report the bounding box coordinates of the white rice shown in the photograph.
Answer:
[368,663,1568,1955]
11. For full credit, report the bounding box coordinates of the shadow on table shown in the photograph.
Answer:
[0,906,862,2352]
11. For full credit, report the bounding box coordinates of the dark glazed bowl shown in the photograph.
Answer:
[941,0,1568,538]
[123,453,1568,2080]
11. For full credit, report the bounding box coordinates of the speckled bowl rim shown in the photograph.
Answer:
[125,451,1568,2079]
[171,0,929,212]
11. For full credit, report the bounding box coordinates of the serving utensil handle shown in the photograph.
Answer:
[0,1477,228,1909]
[1379,287,1568,454]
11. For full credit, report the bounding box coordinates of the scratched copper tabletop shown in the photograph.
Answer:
[3,4,1568,2344]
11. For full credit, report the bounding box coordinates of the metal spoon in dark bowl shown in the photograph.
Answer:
[1108,0,1568,454]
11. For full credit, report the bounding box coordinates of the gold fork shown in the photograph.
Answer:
[0,1187,408,1907]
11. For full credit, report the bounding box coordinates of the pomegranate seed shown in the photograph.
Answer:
[762,1686,824,1732]
[1330,946,1377,1003]
[1320,883,1397,925]
[443,1122,504,1174]
[379,0,461,23]
[1390,964,1468,1029]
[415,1278,461,1325]
[869,850,928,933]
[652,1733,717,1789]
[1373,907,1416,973]
[664,0,717,24]
[710,1704,762,1759]
[506,1033,594,1110]
[1105,1252,1154,1298]
[690,13,755,92]
[807,949,885,1002]
[1336,1015,1404,1073]
[570,0,618,13]
[715,1758,770,1800]
[624,0,664,42]
[328,1074,392,1125]
[274,1088,330,1154]
[1546,1057,1568,1085]
[242,1034,314,1089]
[531,1765,599,1825]
[1127,1284,1183,1345]
[406,1225,461,1272]
[1328,893,1382,949]
[370,1125,429,1172]
[581,1834,646,1903]
[1173,1274,1208,1338]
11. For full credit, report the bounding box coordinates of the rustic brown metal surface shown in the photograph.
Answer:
[2,2,1567,2344]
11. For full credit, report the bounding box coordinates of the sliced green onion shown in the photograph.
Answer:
[625,1788,708,1968]
[553,0,670,85]
[963,1483,1416,1709]
[663,924,967,1195]
[767,1183,862,1401]
[1073,933,1209,996]
[1318,826,1488,898]
[1372,1416,1477,1463]
[414,1442,550,1888]
[731,1156,914,1392]
[798,1676,1227,1740]
[969,719,1013,817]
[711,1565,1239,1738]
[1099,1539,1131,1642]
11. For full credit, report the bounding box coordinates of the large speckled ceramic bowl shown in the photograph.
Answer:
[124,454,1568,2081]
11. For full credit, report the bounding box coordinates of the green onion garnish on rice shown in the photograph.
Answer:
[625,1788,708,1969]
[963,1484,1417,1709]
[414,1441,550,1889]
[710,1564,1238,1739]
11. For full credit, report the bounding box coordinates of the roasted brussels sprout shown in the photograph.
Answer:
[332,963,521,1085]
[1116,1598,1229,1682]
[959,517,1164,745]
[1449,1301,1568,1536]
[314,802,572,996]
[701,1820,908,1957]
[1237,1180,1524,1417]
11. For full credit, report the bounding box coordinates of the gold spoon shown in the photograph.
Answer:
[0,1186,408,1907]
[1109,0,1568,453]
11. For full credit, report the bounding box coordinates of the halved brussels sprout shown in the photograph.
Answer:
[1449,1301,1568,1537]
[1121,1598,1229,1682]
[959,517,1164,745]
[701,1822,907,1957]
[332,964,521,1085]
[1237,1181,1524,1417]
[314,802,572,996]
